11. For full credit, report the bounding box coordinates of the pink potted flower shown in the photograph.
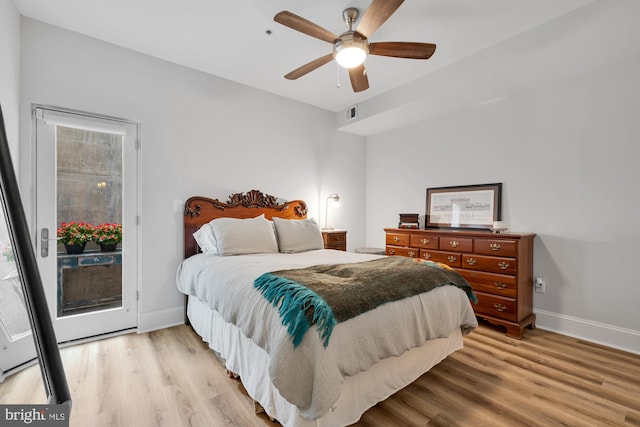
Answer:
[92,223,122,251]
[57,221,94,254]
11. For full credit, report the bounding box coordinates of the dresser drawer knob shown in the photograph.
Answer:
[498,261,509,270]
[408,251,416,257]
[423,253,431,259]
[389,249,395,255]
[421,238,430,244]
[490,243,501,251]
[466,258,477,266]
[449,240,459,248]
[494,303,507,312]
[393,236,400,242]
[495,281,507,290]
[447,255,457,263]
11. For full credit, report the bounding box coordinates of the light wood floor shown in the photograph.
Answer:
[1,322,639,426]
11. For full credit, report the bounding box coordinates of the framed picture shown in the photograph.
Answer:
[426,183,502,229]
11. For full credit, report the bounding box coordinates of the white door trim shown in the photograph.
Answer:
[32,105,141,343]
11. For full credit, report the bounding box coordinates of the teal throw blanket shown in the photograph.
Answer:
[254,256,477,348]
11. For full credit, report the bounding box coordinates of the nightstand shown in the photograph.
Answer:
[321,229,347,251]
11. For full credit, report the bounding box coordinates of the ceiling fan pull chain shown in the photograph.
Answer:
[336,63,341,88]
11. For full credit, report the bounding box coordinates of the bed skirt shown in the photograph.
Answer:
[187,296,463,427]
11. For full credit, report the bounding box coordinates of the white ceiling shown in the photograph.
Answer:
[14,0,595,113]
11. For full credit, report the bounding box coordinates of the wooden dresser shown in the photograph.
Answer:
[384,228,536,339]
[322,229,347,251]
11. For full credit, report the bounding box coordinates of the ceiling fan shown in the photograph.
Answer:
[274,0,436,93]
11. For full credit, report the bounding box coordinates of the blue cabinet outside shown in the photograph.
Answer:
[57,250,123,316]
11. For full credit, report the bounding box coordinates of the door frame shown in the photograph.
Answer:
[31,104,141,343]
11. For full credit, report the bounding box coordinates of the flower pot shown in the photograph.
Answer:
[100,243,118,252]
[64,242,86,254]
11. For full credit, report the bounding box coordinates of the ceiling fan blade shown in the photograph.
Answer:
[284,53,334,80]
[355,0,404,38]
[274,11,339,44]
[369,42,437,59]
[348,64,369,92]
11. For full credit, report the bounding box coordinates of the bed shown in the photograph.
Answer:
[176,190,478,426]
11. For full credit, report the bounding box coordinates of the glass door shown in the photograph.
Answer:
[34,107,138,343]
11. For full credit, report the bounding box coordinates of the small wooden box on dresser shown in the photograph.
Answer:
[384,228,536,339]
[322,229,347,251]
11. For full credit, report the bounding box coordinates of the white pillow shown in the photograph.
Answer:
[209,215,278,255]
[192,224,218,255]
[273,217,325,253]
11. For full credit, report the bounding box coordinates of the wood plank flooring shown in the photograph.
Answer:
[1,321,639,426]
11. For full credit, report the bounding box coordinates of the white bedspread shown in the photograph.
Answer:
[176,250,477,420]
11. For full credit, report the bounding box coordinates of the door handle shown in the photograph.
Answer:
[40,228,60,258]
[41,228,55,258]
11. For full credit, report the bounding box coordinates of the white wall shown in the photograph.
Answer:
[17,3,639,353]
[19,18,367,332]
[365,46,640,353]
[0,0,20,161]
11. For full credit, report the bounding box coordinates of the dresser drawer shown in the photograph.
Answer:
[387,246,419,258]
[474,238,517,257]
[420,250,461,267]
[326,242,346,251]
[386,233,409,246]
[474,291,517,321]
[457,269,517,298]
[326,233,345,244]
[322,231,347,251]
[439,236,473,252]
[461,254,517,275]
[410,234,438,249]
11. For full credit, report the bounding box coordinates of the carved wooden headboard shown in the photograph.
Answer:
[183,189,308,258]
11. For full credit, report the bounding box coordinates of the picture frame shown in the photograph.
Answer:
[425,183,502,229]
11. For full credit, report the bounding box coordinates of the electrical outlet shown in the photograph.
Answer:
[534,277,545,293]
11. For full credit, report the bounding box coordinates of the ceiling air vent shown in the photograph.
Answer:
[345,105,358,121]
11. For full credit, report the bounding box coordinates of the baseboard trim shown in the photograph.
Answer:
[137,306,184,333]
[0,358,38,383]
[534,309,640,355]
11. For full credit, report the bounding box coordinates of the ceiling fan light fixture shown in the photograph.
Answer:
[275,3,434,92]
[334,33,368,69]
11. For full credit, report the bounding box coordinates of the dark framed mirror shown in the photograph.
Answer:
[0,104,71,411]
